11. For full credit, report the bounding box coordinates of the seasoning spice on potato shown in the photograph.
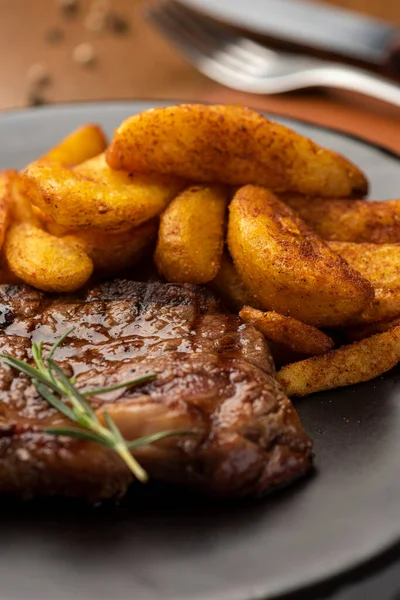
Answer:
[278,325,400,397]
[211,252,259,312]
[63,219,158,274]
[23,159,185,232]
[328,241,400,289]
[155,184,228,284]
[106,104,367,197]
[5,222,93,292]
[284,195,400,243]
[30,124,107,168]
[239,306,334,356]
[346,288,400,325]
[344,316,400,342]
[0,171,14,250]
[228,185,374,327]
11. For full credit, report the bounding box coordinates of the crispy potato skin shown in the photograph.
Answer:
[329,241,400,289]
[239,306,334,356]
[345,288,400,325]
[344,316,400,342]
[284,196,400,243]
[32,124,107,168]
[210,252,259,312]
[328,243,400,325]
[106,104,367,197]
[228,185,373,327]
[0,171,15,250]
[5,223,93,292]
[62,219,158,274]
[23,155,184,232]
[278,325,400,396]
[155,184,228,284]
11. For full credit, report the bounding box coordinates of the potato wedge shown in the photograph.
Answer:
[106,104,367,197]
[346,288,400,325]
[278,325,400,396]
[155,184,228,283]
[228,185,373,327]
[32,124,107,168]
[0,170,14,249]
[0,169,39,227]
[7,171,40,225]
[211,252,259,311]
[344,316,400,342]
[23,158,184,232]
[63,219,158,274]
[329,241,400,289]
[284,195,400,243]
[5,222,93,292]
[239,306,334,356]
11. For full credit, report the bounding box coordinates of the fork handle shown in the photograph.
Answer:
[311,65,400,108]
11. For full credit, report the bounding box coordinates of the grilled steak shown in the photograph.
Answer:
[0,280,312,501]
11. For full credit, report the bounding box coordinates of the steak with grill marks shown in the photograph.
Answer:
[0,280,312,501]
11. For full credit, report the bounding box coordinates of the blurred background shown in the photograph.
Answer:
[0,0,399,150]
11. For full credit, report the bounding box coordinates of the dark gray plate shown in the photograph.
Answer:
[0,100,399,600]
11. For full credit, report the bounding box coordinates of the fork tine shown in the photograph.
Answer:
[168,2,276,67]
[146,0,287,94]
[147,1,268,74]
[146,3,221,65]
[147,1,224,54]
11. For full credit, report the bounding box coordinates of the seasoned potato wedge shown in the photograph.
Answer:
[5,223,93,292]
[63,219,158,274]
[0,170,14,249]
[346,288,400,325]
[8,172,40,225]
[32,124,107,168]
[344,316,400,342]
[278,325,400,396]
[73,151,140,183]
[284,195,400,243]
[155,184,228,283]
[211,252,259,311]
[228,185,373,327]
[329,241,400,289]
[0,169,40,227]
[23,158,184,232]
[239,306,334,356]
[106,104,367,197]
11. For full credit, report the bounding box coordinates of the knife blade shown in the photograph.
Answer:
[181,0,400,75]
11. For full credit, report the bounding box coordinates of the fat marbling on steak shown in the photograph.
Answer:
[0,280,312,501]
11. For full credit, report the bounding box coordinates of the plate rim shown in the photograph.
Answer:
[2,97,399,163]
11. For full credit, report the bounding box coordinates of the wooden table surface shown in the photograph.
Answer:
[0,0,399,158]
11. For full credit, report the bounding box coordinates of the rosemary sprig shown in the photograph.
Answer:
[0,329,194,483]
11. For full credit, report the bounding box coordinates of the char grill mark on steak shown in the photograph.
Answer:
[0,281,312,501]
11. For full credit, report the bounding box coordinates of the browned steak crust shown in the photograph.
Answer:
[0,281,312,501]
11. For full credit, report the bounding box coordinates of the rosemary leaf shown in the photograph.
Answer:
[45,426,111,446]
[0,355,60,393]
[35,383,78,423]
[83,373,156,396]
[103,410,148,482]
[48,327,75,360]
[103,410,126,444]
[48,359,97,419]
[127,429,198,450]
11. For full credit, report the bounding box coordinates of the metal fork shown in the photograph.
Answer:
[146,0,400,107]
